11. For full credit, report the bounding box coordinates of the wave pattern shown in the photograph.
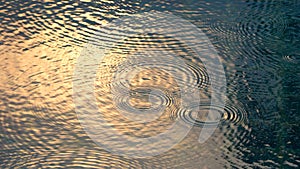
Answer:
[0,0,299,168]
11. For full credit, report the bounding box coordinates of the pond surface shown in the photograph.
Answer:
[0,0,299,168]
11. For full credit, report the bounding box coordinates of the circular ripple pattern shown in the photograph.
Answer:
[106,34,211,90]
[232,2,288,66]
[94,42,208,131]
[235,3,287,40]
[175,101,248,127]
[95,33,211,126]
[208,1,289,70]
[74,11,227,157]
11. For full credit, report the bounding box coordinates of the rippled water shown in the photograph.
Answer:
[0,0,299,168]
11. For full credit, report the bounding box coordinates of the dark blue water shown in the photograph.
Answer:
[0,0,299,168]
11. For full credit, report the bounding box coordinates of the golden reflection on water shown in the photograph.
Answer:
[0,0,263,167]
[0,21,237,168]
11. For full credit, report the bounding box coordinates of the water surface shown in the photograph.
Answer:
[0,0,299,168]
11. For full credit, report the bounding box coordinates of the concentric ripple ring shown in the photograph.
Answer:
[73,11,226,158]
